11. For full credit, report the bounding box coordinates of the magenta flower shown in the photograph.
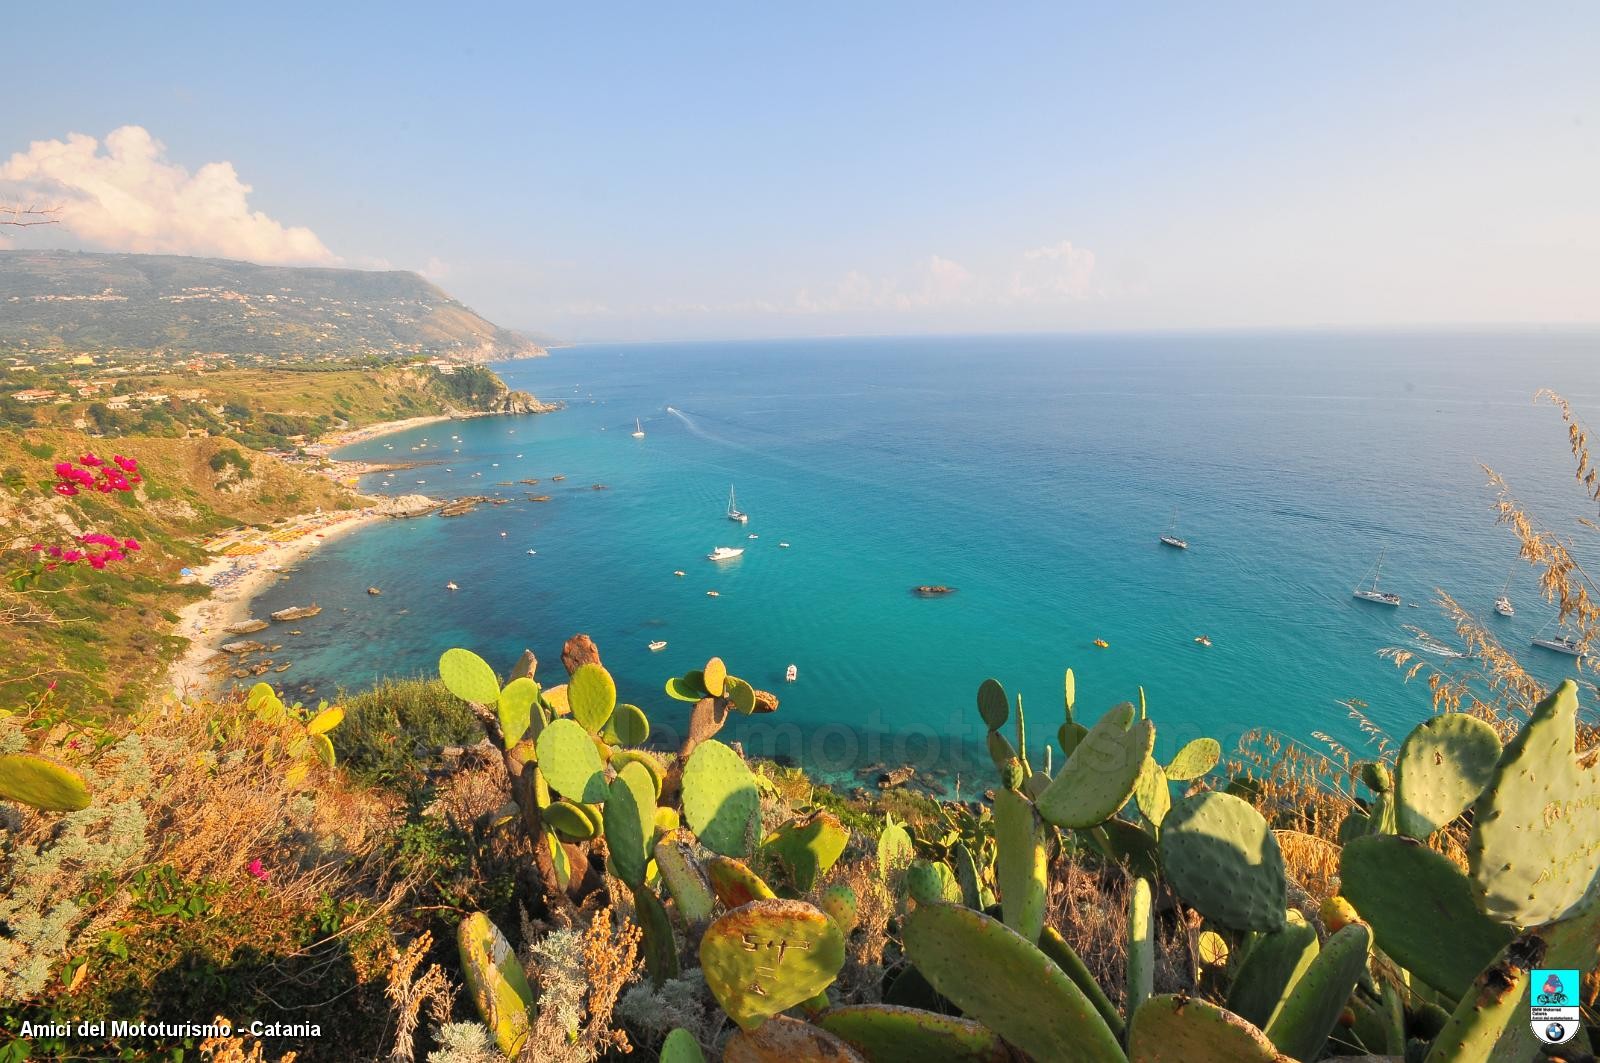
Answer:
[80,454,104,467]
[124,538,142,551]
[246,859,271,883]
[114,455,138,472]
[54,483,79,496]
[61,550,83,563]
[53,462,75,477]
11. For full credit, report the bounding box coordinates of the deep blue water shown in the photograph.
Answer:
[253,331,1600,789]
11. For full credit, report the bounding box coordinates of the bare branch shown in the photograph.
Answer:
[0,203,62,228]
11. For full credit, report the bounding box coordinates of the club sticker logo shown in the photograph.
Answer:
[1530,969,1579,1044]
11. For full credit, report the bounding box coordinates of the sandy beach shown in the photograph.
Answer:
[304,413,459,455]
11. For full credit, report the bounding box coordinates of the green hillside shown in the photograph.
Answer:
[0,250,544,363]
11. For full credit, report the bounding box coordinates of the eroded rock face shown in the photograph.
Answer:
[561,634,601,676]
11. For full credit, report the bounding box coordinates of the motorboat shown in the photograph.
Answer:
[779,542,790,548]
[446,581,459,591]
[707,546,745,561]
[1093,638,1110,649]
[1195,635,1212,647]
[785,664,798,682]
[706,590,720,597]
[649,640,667,651]
[1353,549,1401,606]
[673,570,686,577]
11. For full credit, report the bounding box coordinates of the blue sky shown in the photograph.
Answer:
[2,3,1597,340]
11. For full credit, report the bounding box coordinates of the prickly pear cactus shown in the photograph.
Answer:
[656,838,717,923]
[1422,932,1543,1063]
[905,859,962,906]
[993,788,1047,942]
[603,702,650,747]
[1393,712,1500,838]
[0,752,91,812]
[567,662,616,734]
[763,810,849,893]
[1036,702,1155,829]
[439,648,500,705]
[1134,756,1170,832]
[1128,995,1291,1063]
[543,798,600,841]
[603,760,657,888]
[707,855,777,907]
[699,899,846,1030]
[534,718,608,804]
[977,677,1009,730]
[1226,909,1319,1031]
[702,657,729,698]
[634,881,681,987]
[821,884,859,936]
[496,676,540,748]
[723,1014,866,1062]
[681,739,759,856]
[818,1004,1011,1062]
[1340,834,1512,999]
[660,1028,708,1063]
[1263,922,1370,1061]
[902,903,1125,1063]
[1165,737,1222,782]
[1159,791,1286,933]
[457,911,534,1057]
[1467,679,1600,926]
[1128,876,1155,1018]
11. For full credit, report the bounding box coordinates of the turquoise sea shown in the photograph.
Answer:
[253,331,1600,790]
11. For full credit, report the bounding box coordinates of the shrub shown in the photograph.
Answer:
[336,678,484,788]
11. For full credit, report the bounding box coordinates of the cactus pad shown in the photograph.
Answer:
[665,670,708,702]
[1160,791,1286,932]
[1394,713,1500,838]
[457,911,534,1057]
[724,1014,866,1062]
[1128,876,1155,1017]
[699,899,846,1030]
[660,1028,708,1063]
[567,662,616,733]
[821,884,859,935]
[725,675,758,715]
[993,787,1047,942]
[534,718,608,804]
[1226,909,1319,1030]
[1134,756,1171,831]
[655,838,717,922]
[905,859,963,906]
[496,677,540,747]
[708,855,777,907]
[1263,922,1369,1061]
[977,677,1009,730]
[818,1004,1010,1062]
[0,752,91,812]
[610,748,664,796]
[542,798,597,840]
[1165,737,1222,782]
[876,814,915,877]
[902,903,1124,1062]
[439,648,500,705]
[1468,679,1600,926]
[763,810,849,893]
[702,657,728,698]
[1340,834,1512,999]
[1036,702,1155,828]
[1422,932,1540,1063]
[1128,995,1290,1063]
[601,702,649,746]
[634,881,681,986]
[682,739,759,856]
[603,760,657,888]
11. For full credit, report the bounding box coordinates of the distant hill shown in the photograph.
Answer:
[0,250,545,363]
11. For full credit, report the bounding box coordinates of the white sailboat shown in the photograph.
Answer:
[726,484,748,524]
[1353,549,1401,606]
[632,418,645,439]
[1494,573,1514,617]
[1159,508,1188,550]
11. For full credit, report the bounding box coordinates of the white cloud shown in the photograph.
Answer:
[788,242,1098,316]
[0,125,334,265]
[1011,240,1097,301]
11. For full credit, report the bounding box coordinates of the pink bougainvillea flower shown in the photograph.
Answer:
[246,859,271,883]
[88,556,107,570]
[114,455,138,472]
[67,738,82,751]
[53,462,75,477]
[54,483,79,496]
[61,550,83,563]
[46,546,63,558]
[80,454,103,466]
[124,538,142,551]
[30,543,45,552]
[47,680,57,691]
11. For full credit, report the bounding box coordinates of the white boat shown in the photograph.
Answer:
[1531,634,1585,657]
[727,485,749,524]
[526,549,537,555]
[1353,549,1401,606]
[632,418,645,439]
[707,546,745,561]
[1159,508,1188,550]
[785,663,798,682]
[779,542,790,548]
[649,640,667,651]
[446,581,459,591]
[1494,595,1514,618]
[748,533,758,539]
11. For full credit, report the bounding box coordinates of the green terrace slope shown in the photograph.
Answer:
[0,250,545,363]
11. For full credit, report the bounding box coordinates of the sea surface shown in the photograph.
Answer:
[253,331,1600,790]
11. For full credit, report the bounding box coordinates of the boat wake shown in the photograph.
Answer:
[1401,626,1469,659]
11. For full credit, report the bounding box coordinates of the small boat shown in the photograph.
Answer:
[1159,508,1189,550]
[446,581,459,591]
[779,542,790,548]
[649,640,667,651]
[1494,573,1514,617]
[706,590,720,597]
[500,531,508,537]
[785,664,798,682]
[526,549,537,555]
[673,569,686,577]
[1093,639,1110,649]
[707,546,745,561]
[1531,634,1585,657]
[727,484,749,524]
[552,475,566,481]
[632,418,646,439]
[1353,549,1401,606]
[1195,635,1212,647]
[748,533,759,539]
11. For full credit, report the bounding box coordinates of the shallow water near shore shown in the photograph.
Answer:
[251,331,1600,788]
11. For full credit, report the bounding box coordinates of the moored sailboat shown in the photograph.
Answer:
[1353,549,1401,606]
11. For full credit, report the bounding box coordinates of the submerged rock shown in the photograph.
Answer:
[270,604,321,621]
